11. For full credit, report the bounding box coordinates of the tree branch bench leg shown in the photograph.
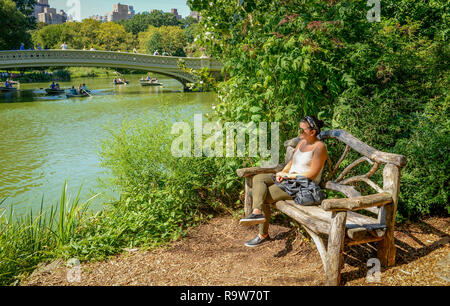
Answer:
[302,225,328,274]
[326,211,347,286]
[244,177,253,216]
[377,163,401,267]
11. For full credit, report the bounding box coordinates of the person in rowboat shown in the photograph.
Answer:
[50,82,56,90]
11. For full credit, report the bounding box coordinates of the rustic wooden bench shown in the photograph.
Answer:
[236,129,407,285]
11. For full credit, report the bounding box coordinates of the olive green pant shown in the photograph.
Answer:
[252,173,292,236]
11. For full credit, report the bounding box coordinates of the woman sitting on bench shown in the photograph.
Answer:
[239,115,328,247]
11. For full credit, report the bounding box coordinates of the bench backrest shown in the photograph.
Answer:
[283,129,406,225]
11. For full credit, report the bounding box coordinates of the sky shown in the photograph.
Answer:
[49,0,192,21]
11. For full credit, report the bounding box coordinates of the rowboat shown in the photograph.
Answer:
[140,80,162,86]
[0,87,17,92]
[113,81,129,85]
[45,88,65,95]
[66,90,91,98]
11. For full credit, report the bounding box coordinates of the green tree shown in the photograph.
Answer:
[188,0,449,220]
[12,0,36,29]
[31,22,78,49]
[145,31,164,54]
[0,0,32,49]
[139,25,186,56]
[180,16,199,29]
[31,19,135,51]
[119,10,181,35]
[95,22,135,51]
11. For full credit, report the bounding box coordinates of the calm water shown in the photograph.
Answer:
[0,74,216,215]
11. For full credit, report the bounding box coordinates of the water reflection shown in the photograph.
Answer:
[0,74,216,216]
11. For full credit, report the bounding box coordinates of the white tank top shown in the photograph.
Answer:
[289,149,324,185]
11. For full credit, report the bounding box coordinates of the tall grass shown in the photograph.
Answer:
[0,181,99,286]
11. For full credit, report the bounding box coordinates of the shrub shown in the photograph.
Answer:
[60,107,241,260]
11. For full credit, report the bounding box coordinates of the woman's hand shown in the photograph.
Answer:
[275,173,284,183]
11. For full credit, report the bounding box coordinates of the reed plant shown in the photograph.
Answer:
[0,181,98,285]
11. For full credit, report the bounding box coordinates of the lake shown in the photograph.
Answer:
[0,73,216,215]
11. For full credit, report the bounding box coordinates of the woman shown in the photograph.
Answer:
[70,86,77,95]
[239,115,328,247]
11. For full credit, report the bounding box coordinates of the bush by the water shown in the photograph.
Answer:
[58,108,242,261]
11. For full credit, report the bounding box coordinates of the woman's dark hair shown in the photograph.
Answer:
[301,115,325,134]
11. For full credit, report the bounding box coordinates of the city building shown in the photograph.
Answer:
[189,11,201,22]
[89,15,108,23]
[32,0,50,20]
[33,1,67,24]
[106,3,135,22]
[171,8,182,20]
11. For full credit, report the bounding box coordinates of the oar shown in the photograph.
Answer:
[83,89,92,97]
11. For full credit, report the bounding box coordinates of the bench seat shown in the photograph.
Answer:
[275,200,387,245]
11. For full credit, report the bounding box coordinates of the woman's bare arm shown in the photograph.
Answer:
[276,140,303,182]
[304,142,328,182]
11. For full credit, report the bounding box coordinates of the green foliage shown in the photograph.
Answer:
[188,0,449,220]
[59,108,240,261]
[118,11,181,35]
[395,98,449,219]
[0,181,97,285]
[66,67,115,78]
[12,0,36,30]
[0,0,32,50]
[145,31,164,54]
[31,19,136,51]
[139,25,186,56]
[178,59,217,92]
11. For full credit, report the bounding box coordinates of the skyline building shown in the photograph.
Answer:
[106,3,135,22]
[171,8,182,20]
[33,0,67,24]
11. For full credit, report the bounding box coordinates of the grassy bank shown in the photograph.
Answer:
[0,182,98,285]
[0,106,238,286]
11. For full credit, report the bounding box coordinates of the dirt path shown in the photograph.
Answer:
[23,215,449,286]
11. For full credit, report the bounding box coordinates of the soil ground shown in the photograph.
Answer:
[23,214,449,286]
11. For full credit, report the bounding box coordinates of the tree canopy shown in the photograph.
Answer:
[139,25,186,56]
[118,10,181,35]
[188,0,449,220]
[12,0,36,29]
[31,19,136,51]
[0,0,32,49]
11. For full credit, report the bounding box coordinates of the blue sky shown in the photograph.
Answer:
[49,0,191,21]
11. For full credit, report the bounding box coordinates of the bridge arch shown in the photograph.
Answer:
[0,50,222,89]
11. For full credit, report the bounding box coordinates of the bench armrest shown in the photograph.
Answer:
[321,192,393,212]
[236,164,285,178]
